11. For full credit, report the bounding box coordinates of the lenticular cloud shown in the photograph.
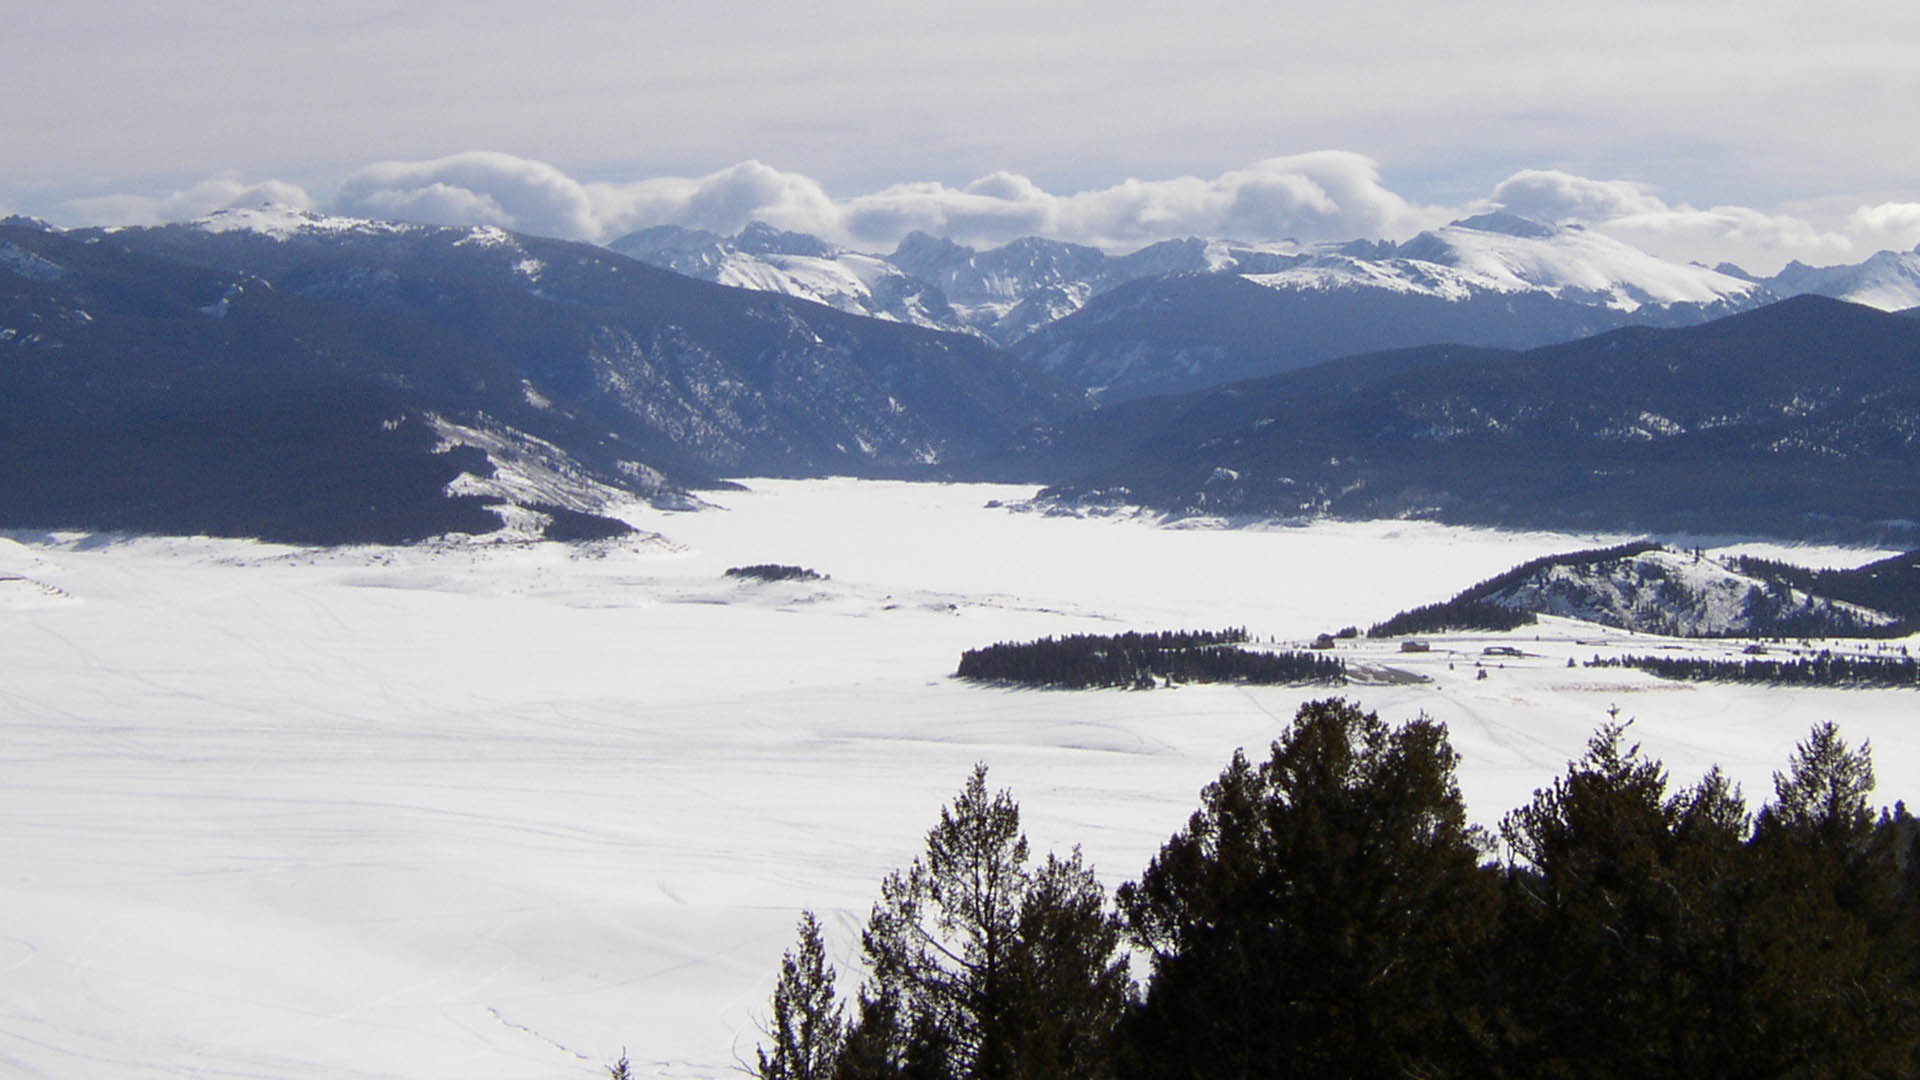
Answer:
[333,150,1441,251]
[335,152,601,241]
[44,152,1920,274]
[61,175,318,228]
[1480,169,1857,273]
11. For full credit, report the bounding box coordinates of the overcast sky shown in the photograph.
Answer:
[7,1,1919,274]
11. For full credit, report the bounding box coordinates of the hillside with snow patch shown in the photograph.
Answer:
[1476,546,1905,637]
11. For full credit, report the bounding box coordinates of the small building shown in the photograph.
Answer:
[1399,640,1431,653]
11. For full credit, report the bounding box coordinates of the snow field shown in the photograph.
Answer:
[1,479,1913,1078]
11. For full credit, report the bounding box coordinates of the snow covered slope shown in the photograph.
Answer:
[608,223,963,333]
[1477,547,1904,637]
[1766,246,1920,312]
[1325,213,1765,311]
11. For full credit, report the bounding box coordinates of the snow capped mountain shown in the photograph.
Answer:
[1767,246,1920,312]
[608,224,963,337]
[184,204,404,238]
[610,214,1767,354]
[1367,213,1764,310]
[611,215,1781,400]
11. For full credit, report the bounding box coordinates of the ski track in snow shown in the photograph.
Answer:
[1,478,1914,1078]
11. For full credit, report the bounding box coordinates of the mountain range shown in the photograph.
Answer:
[0,209,1064,542]
[611,213,1920,401]
[1027,295,1920,545]
[7,206,1920,547]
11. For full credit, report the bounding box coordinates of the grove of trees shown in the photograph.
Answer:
[956,629,1344,690]
[750,701,1920,1079]
[1591,650,1920,687]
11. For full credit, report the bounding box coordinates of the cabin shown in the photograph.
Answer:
[1399,640,1431,653]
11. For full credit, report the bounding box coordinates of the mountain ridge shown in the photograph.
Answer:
[1026,294,1920,544]
[0,212,1072,542]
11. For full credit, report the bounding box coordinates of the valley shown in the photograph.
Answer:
[3,478,1915,1078]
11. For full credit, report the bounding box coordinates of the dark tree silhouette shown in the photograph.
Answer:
[758,911,846,1080]
[1119,699,1496,1079]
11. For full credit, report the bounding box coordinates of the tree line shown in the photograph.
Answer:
[955,629,1344,690]
[1591,650,1920,688]
[1733,550,1920,629]
[744,700,1920,1079]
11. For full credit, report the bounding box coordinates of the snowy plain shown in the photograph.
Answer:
[2,478,1915,1079]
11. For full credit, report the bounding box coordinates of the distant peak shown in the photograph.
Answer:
[0,213,58,233]
[610,224,723,252]
[1448,211,1559,239]
[187,204,401,239]
[732,220,837,258]
[891,230,974,261]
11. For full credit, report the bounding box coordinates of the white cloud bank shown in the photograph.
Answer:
[330,150,1441,254]
[1478,169,1920,273]
[47,153,1920,275]
[61,174,316,227]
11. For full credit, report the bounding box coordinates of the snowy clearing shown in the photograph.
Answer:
[2,479,1913,1079]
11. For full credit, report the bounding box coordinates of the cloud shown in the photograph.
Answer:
[329,151,1435,251]
[1846,202,1920,253]
[1482,169,1858,274]
[335,152,600,240]
[579,150,1437,251]
[61,174,315,226]
[584,160,842,242]
[853,151,1437,250]
[35,152,1920,276]
[1483,170,1668,224]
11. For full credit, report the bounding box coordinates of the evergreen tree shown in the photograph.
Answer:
[844,765,1129,1080]
[1758,721,1876,849]
[758,911,847,1080]
[1748,723,1918,1076]
[1497,721,1732,1078]
[1119,698,1495,1079]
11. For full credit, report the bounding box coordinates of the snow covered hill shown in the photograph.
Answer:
[1476,546,1905,637]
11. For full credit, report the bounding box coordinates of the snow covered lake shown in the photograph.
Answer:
[3,478,1914,1079]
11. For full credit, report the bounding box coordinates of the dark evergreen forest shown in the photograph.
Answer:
[1592,650,1920,688]
[745,700,1920,1080]
[955,629,1345,689]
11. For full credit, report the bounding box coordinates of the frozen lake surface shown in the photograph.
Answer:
[3,479,1913,1078]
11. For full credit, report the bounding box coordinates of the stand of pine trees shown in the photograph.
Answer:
[749,702,1920,1080]
[1592,650,1920,687]
[956,629,1344,690]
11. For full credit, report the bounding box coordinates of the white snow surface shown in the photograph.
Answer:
[1246,223,1763,311]
[189,204,413,241]
[3,479,1915,1079]
[1769,248,1920,312]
